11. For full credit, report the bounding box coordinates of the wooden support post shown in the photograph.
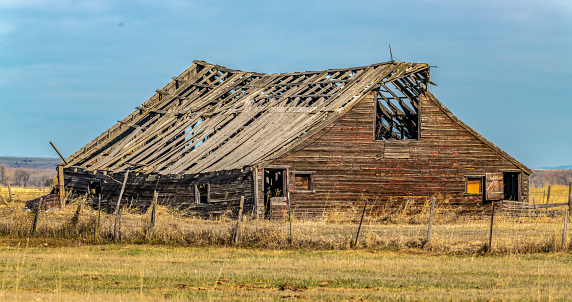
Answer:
[353,198,368,248]
[57,166,65,208]
[562,209,568,249]
[287,191,293,245]
[113,166,130,241]
[150,190,158,237]
[49,141,68,165]
[234,196,244,244]
[31,198,42,235]
[546,186,552,204]
[426,196,436,243]
[488,201,496,252]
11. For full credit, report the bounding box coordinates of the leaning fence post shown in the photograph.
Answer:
[234,196,244,244]
[31,198,43,235]
[352,198,368,248]
[546,186,552,204]
[426,196,436,243]
[562,209,569,249]
[488,201,496,252]
[150,190,158,238]
[287,191,293,245]
[113,166,130,241]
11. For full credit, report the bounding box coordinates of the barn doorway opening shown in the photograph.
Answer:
[264,168,286,218]
[503,172,520,201]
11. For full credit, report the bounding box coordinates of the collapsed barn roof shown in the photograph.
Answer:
[63,60,530,175]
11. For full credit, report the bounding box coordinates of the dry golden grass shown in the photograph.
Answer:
[1,243,572,301]
[0,186,51,203]
[0,192,570,255]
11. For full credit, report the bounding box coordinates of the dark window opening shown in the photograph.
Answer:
[89,181,102,197]
[293,172,314,192]
[195,183,209,204]
[504,172,520,201]
[264,168,286,218]
[375,71,427,141]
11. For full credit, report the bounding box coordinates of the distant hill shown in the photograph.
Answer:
[537,165,572,170]
[0,156,61,170]
[530,169,572,187]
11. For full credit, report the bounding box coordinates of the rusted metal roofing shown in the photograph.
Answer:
[63,60,431,175]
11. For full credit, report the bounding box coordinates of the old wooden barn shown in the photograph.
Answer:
[57,60,531,217]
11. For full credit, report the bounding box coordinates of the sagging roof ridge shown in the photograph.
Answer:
[62,60,430,175]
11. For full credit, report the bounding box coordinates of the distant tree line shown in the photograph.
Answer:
[529,169,572,188]
[0,164,56,187]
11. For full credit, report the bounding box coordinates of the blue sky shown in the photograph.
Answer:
[0,0,570,168]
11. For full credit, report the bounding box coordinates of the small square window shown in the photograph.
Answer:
[465,177,482,195]
[293,172,314,192]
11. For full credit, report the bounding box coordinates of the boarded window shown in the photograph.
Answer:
[465,177,482,194]
[485,172,504,201]
[293,172,313,191]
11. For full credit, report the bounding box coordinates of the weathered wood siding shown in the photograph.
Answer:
[63,168,254,216]
[268,91,529,216]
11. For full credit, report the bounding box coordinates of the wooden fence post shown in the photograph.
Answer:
[562,209,569,249]
[353,198,368,248]
[426,196,436,243]
[546,186,552,204]
[31,198,42,235]
[568,181,572,215]
[97,193,102,236]
[7,180,13,203]
[113,167,130,241]
[150,190,158,237]
[287,191,293,245]
[234,196,244,244]
[488,201,496,252]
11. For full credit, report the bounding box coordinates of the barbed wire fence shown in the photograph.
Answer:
[1,183,571,253]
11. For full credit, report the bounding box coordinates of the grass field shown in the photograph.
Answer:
[0,186,571,301]
[1,241,572,301]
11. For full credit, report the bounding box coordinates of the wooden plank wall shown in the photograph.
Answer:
[269,91,530,216]
[63,168,254,217]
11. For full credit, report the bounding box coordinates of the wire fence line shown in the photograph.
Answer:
[0,185,571,254]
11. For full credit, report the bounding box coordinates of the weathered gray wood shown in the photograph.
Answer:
[426,196,436,243]
[546,186,552,204]
[113,167,130,240]
[535,202,569,209]
[562,209,568,248]
[7,180,12,203]
[31,197,42,235]
[57,166,64,208]
[287,191,293,245]
[50,141,68,165]
[234,196,244,244]
[568,181,572,214]
[150,190,158,237]
[488,201,495,252]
